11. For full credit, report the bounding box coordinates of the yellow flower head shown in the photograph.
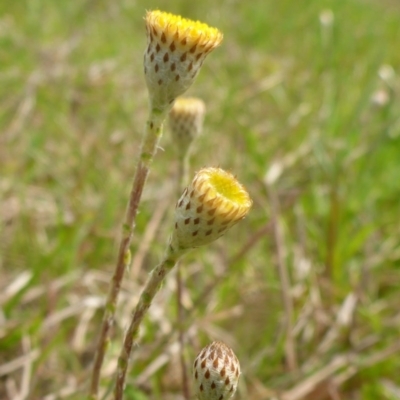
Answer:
[170,167,252,252]
[144,11,223,113]
[193,341,241,400]
[169,97,206,158]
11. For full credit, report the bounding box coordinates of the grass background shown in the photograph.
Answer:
[1,0,400,399]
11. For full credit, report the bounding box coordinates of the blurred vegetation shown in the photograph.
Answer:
[1,0,400,399]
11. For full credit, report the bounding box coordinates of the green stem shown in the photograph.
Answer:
[89,108,167,400]
[113,249,182,400]
[176,152,190,190]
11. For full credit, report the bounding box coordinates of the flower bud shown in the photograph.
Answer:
[169,97,206,158]
[193,341,241,400]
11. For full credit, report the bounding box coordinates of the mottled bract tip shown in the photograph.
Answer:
[170,167,252,251]
[169,97,206,157]
[193,341,241,400]
[144,10,223,113]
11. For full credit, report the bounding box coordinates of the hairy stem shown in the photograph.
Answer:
[113,250,181,400]
[89,109,166,400]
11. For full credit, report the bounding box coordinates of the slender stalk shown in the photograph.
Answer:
[175,157,190,400]
[89,108,167,400]
[177,153,190,189]
[113,249,182,400]
[176,262,190,400]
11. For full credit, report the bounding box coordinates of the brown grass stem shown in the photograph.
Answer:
[113,250,181,400]
[89,108,167,400]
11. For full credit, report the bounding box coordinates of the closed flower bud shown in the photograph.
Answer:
[169,97,206,158]
[144,10,223,112]
[170,167,252,252]
[193,341,241,400]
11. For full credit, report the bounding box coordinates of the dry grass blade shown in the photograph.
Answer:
[0,271,32,305]
[334,341,400,387]
[0,349,40,378]
[281,355,350,400]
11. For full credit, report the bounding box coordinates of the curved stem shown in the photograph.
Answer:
[89,109,166,400]
[113,250,182,400]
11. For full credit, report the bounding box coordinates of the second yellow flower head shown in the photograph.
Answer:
[170,167,252,252]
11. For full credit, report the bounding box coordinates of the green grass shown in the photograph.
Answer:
[1,0,400,399]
